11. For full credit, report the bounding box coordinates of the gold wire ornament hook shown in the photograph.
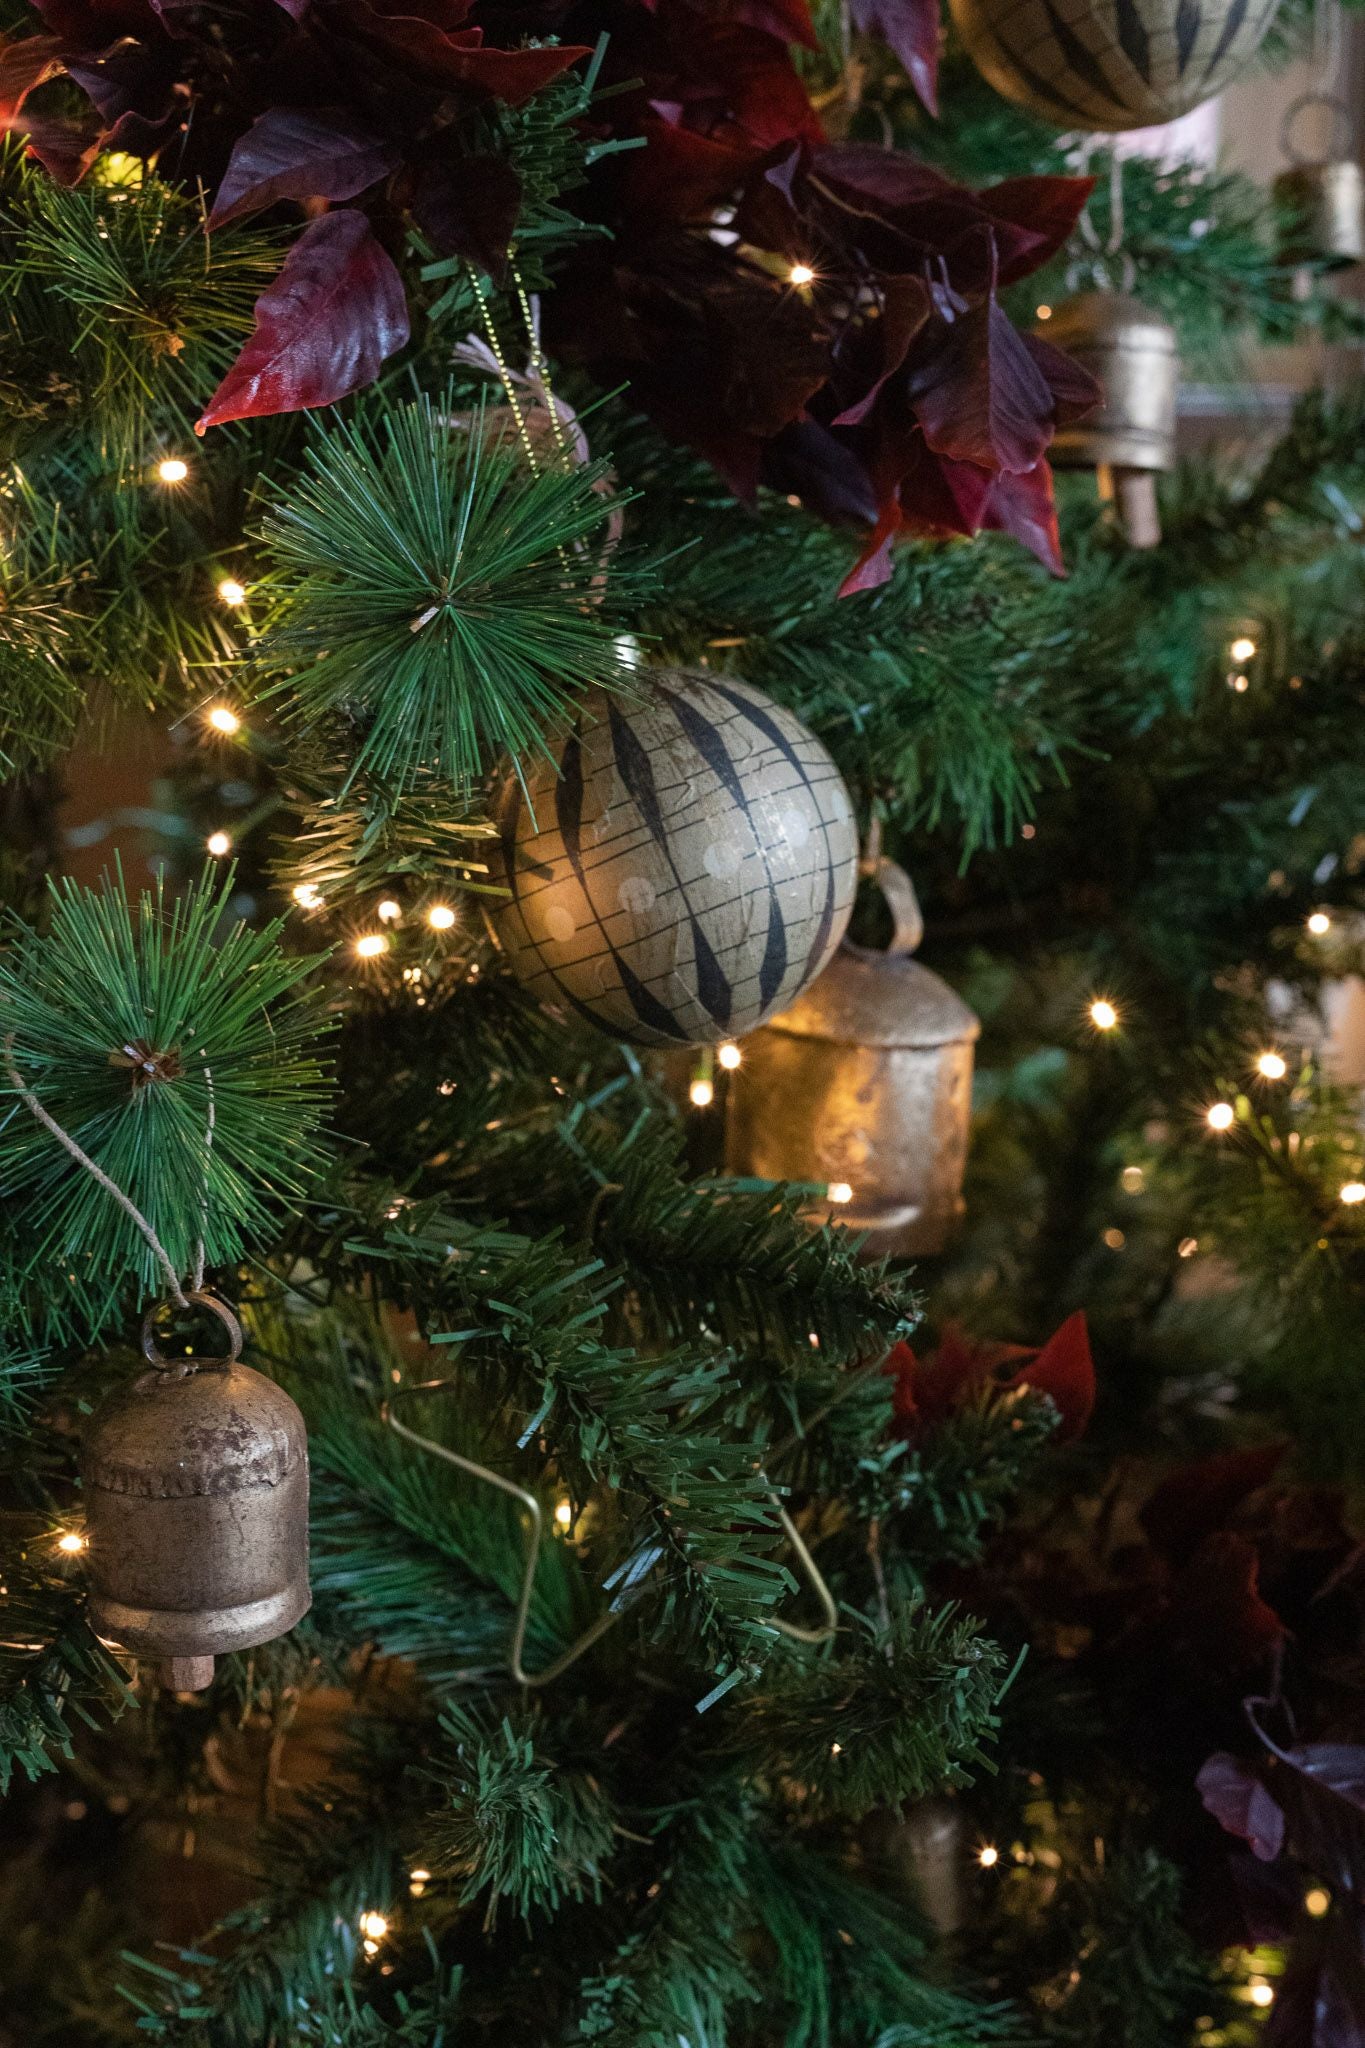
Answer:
[382,1379,841,1687]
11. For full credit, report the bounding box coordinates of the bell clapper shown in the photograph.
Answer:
[1098,463,1162,549]
[161,1656,215,1693]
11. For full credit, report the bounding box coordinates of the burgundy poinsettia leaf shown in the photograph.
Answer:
[344,0,591,101]
[1005,1310,1095,1440]
[1197,1752,1287,1861]
[0,34,66,113]
[1165,1532,1286,1670]
[831,273,931,426]
[625,115,758,217]
[27,0,156,45]
[908,294,1058,475]
[20,108,103,183]
[411,151,521,277]
[761,417,879,523]
[839,506,900,596]
[849,0,941,113]
[1023,330,1102,425]
[645,0,821,46]
[1141,1441,1290,1566]
[209,108,401,228]
[196,209,409,431]
[1266,1954,1365,2048]
[975,457,1064,570]
[979,173,1094,284]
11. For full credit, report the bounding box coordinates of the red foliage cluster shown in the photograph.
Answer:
[0,0,1097,577]
[884,1310,1097,1441]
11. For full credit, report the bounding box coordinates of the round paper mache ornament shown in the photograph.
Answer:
[948,0,1281,132]
[495,670,860,1048]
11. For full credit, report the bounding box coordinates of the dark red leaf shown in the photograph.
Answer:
[975,459,1063,571]
[909,295,1057,475]
[346,0,590,103]
[209,108,400,229]
[831,272,931,426]
[1005,1310,1095,1441]
[1023,330,1103,425]
[649,0,820,47]
[196,209,409,431]
[1141,1442,1290,1565]
[626,115,757,217]
[761,417,879,522]
[411,151,522,279]
[1166,1533,1286,1669]
[0,33,65,113]
[849,0,941,113]
[981,174,1095,284]
[27,0,156,45]
[1198,1752,1287,1862]
[18,109,102,183]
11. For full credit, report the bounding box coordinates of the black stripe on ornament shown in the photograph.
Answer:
[1038,0,1121,103]
[607,701,734,1029]
[1201,0,1249,75]
[1175,0,1200,68]
[1115,0,1151,80]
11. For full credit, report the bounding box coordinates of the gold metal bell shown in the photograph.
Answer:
[82,1294,310,1692]
[1274,161,1365,269]
[1039,291,1178,549]
[724,859,979,1258]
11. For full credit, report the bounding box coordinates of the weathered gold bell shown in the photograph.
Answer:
[1274,160,1365,269]
[82,1294,310,1692]
[1039,291,1178,549]
[724,859,979,1258]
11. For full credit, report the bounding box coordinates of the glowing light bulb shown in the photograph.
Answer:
[1305,1886,1331,1917]
[1256,1050,1287,1080]
[1178,1236,1199,1258]
[376,899,401,923]
[206,704,241,735]
[1089,998,1119,1031]
[410,1868,431,1884]
[830,1741,843,1756]
[717,1041,742,1070]
[689,1077,714,1108]
[56,1531,86,1554]
[1340,1182,1365,1205]
[1120,1166,1145,1193]
[1308,911,1332,936]
[355,933,389,960]
[359,1911,388,1941]
[1229,636,1257,663]
[156,456,188,484]
[426,904,456,931]
[1206,1101,1235,1132]
[292,882,321,908]
[978,1844,999,1869]
[827,1181,854,1205]
[206,831,231,857]
[1036,303,1052,319]
[217,577,247,606]
[1248,1983,1274,2008]
[1229,673,1250,693]
[554,1500,573,1531]
[788,262,816,285]
[1102,1227,1126,1250]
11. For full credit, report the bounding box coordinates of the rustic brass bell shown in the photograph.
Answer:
[1039,290,1178,549]
[1274,160,1365,269]
[82,1294,310,1692]
[724,859,979,1258]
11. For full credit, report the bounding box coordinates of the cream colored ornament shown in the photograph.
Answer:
[495,671,859,1048]
[724,858,979,1257]
[1038,290,1178,548]
[1274,98,1365,269]
[949,0,1281,131]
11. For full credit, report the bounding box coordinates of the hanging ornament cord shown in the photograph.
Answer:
[384,1378,840,1690]
[3,1034,218,1321]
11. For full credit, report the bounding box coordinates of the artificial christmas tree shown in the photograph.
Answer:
[1,3,1364,2045]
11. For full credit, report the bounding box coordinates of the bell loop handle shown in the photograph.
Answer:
[1281,92,1354,168]
[141,1290,243,1372]
[850,853,924,960]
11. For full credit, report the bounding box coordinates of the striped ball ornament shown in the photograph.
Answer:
[496,671,859,1048]
[949,0,1280,131]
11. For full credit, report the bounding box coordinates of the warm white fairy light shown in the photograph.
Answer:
[410,1868,431,1884]
[1339,1182,1365,1205]
[554,1500,573,1531]
[689,1077,714,1108]
[977,1844,999,1868]
[1307,910,1332,936]
[1121,1165,1144,1193]
[1229,673,1250,693]
[1248,1982,1274,2008]
[1036,303,1052,319]
[206,704,241,735]
[1229,635,1257,663]
[1206,1101,1235,1132]
[292,882,321,909]
[355,933,389,960]
[1178,1236,1199,1258]
[788,262,816,285]
[1305,1886,1330,1917]
[1256,1050,1287,1080]
[717,1041,742,1070]
[156,456,189,484]
[1089,998,1119,1031]
[206,830,231,858]
[217,577,247,607]
[827,1181,853,1205]
[426,904,456,931]
[359,1911,388,1942]
[56,1531,86,1554]
[377,899,402,923]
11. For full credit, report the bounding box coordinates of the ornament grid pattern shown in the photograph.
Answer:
[950,0,1282,129]
[498,674,859,1047]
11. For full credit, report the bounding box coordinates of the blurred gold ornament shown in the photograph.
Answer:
[1038,291,1178,548]
[948,0,1279,131]
[1274,98,1364,268]
[725,857,978,1257]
